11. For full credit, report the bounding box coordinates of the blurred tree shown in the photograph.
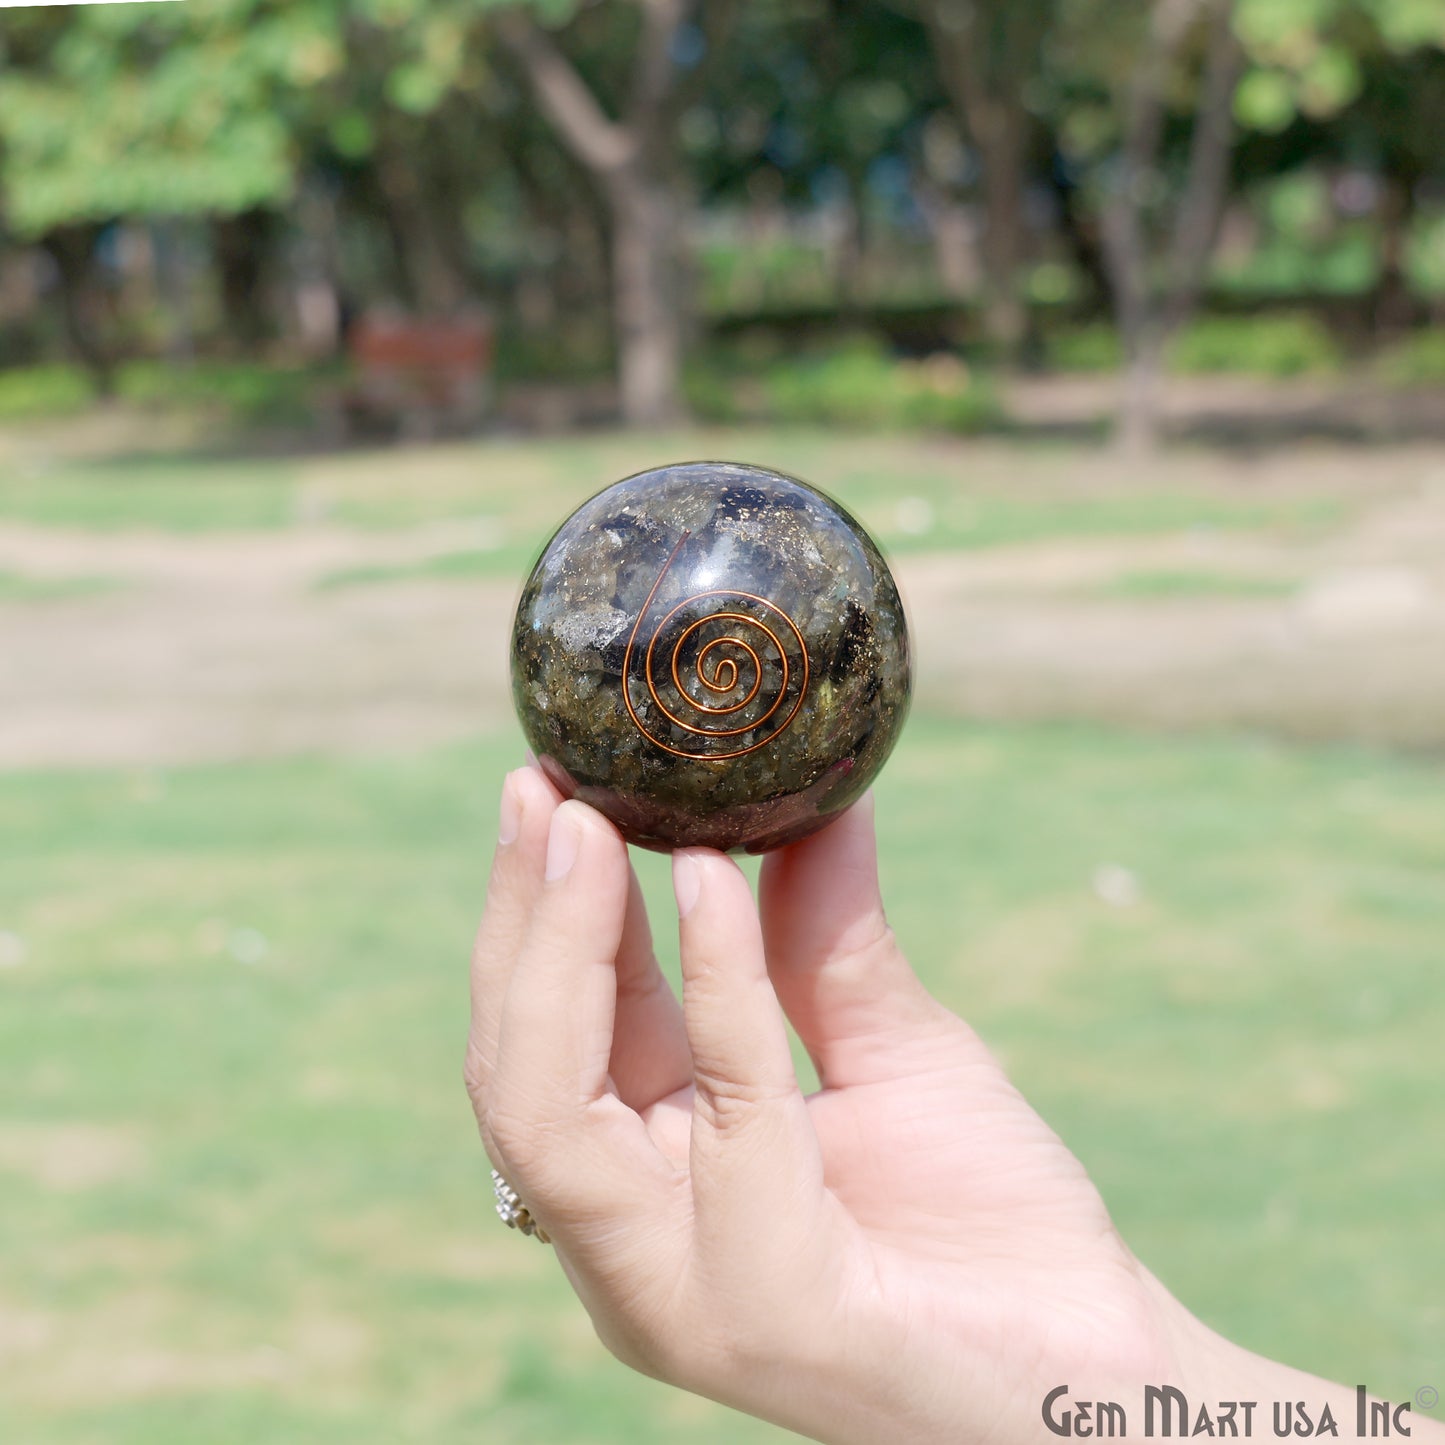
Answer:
[1356,45,1445,332]
[0,0,505,369]
[1048,0,1245,451]
[1,0,1442,431]
[492,0,738,427]
[322,0,498,316]
[1232,0,1445,331]
[0,0,324,379]
[471,85,617,376]
[685,0,940,314]
[919,0,1052,358]
[0,2,302,237]
[212,208,279,349]
[35,223,117,390]
[1114,0,1243,451]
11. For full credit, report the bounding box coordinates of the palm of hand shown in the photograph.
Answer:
[807,1054,1166,1375]
[637,1031,1161,1380]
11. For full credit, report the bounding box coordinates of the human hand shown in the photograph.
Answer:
[463,766,1293,1443]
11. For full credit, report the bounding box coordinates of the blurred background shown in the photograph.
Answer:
[0,0,1442,1441]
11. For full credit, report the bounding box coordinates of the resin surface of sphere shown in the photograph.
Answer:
[510,462,910,852]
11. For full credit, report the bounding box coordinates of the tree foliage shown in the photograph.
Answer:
[0,1,311,233]
[1233,0,1445,135]
[0,0,506,235]
[0,0,1442,442]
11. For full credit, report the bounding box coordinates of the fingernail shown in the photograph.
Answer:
[545,807,581,881]
[673,852,701,919]
[498,776,520,846]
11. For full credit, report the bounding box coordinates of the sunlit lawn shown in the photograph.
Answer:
[0,430,1350,569]
[0,571,120,603]
[2,716,1442,1444]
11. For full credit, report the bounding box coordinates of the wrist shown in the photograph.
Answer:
[1122,1268,1433,1442]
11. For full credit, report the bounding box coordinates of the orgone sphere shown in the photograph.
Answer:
[510,462,910,853]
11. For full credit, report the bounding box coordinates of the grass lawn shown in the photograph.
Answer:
[1086,569,1301,602]
[0,431,1351,568]
[2,716,1441,1443]
[316,550,503,591]
[0,571,121,603]
[0,453,303,532]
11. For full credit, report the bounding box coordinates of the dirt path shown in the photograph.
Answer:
[0,519,514,769]
[3,474,1445,770]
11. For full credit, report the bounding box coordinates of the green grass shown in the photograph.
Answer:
[0,432,1353,558]
[0,361,336,426]
[0,364,97,421]
[1,718,1441,1443]
[867,488,1343,555]
[1376,328,1445,386]
[1167,312,1341,378]
[0,453,299,532]
[0,570,122,602]
[1089,569,1300,602]
[1046,313,1342,378]
[316,550,507,591]
[688,339,1005,433]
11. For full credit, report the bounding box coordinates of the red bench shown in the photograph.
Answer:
[335,311,493,438]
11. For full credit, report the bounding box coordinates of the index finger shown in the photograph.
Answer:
[487,803,682,1267]
[465,764,563,1139]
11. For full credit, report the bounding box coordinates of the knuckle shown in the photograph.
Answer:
[480,1096,529,1158]
[832,916,943,1026]
[692,1070,787,1136]
[482,1098,568,1190]
[462,1039,488,1109]
[837,910,901,979]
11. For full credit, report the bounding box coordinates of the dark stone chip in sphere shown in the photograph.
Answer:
[510,461,911,852]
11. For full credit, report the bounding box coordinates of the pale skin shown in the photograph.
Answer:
[465,763,1443,1444]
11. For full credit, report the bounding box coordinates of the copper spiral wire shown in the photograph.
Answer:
[622,531,810,760]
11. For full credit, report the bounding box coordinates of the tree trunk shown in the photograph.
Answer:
[1117,331,1167,454]
[608,170,684,428]
[977,109,1028,357]
[291,181,344,359]
[921,0,1043,364]
[1048,158,1113,314]
[212,208,274,349]
[374,135,468,315]
[494,3,709,429]
[916,180,978,301]
[1372,171,1417,337]
[42,224,115,395]
[1100,0,1241,453]
[832,179,868,315]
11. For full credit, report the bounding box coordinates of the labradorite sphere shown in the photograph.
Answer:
[510,462,910,853]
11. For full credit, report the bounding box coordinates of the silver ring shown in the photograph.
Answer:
[491,1168,551,1243]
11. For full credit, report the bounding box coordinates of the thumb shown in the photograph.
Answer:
[759,794,956,1089]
